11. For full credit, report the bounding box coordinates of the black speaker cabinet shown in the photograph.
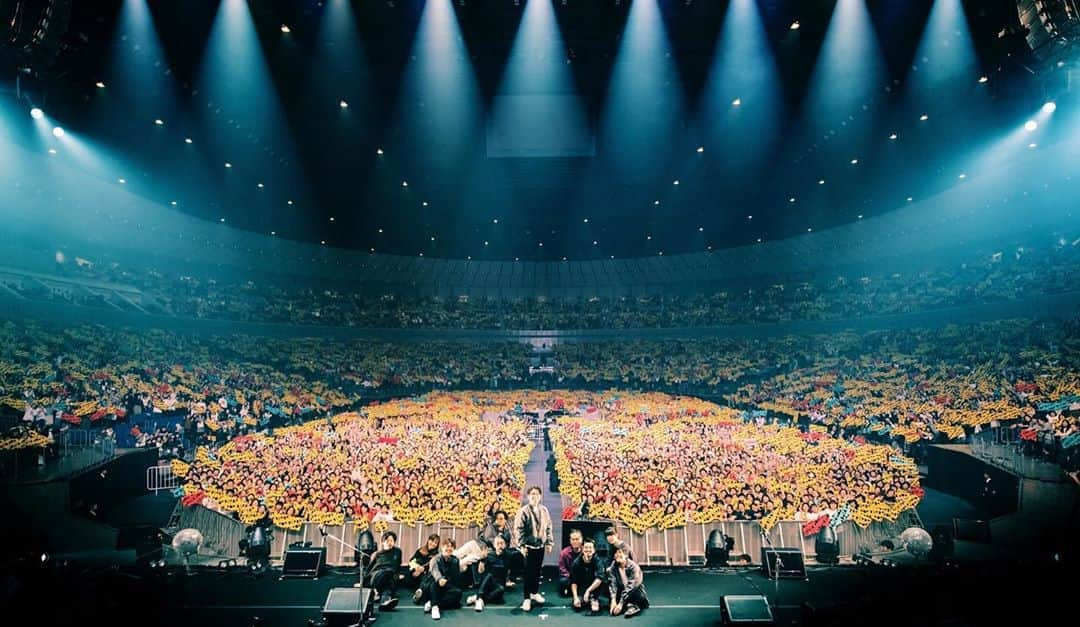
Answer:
[760,547,806,579]
[282,546,326,578]
[322,587,373,627]
[721,595,774,624]
[952,518,991,543]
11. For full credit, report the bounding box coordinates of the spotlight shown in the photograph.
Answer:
[185,138,193,144]
[118,178,126,184]
[889,133,897,140]
[673,179,679,185]
[1028,143,1037,149]
[1024,120,1037,132]
[731,98,741,106]
[919,114,929,121]
[401,180,408,187]
[257,182,264,188]
[376,148,384,155]
[697,146,704,153]
[48,148,56,155]
[52,127,64,137]
[818,179,825,185]
[978,76,988,83]
[1042,102,1056,114]
[30,107,44,119]
[280,24,291,33]
[790,20,800,30]
[40,553,49,563]
[95,81,105,89]
[225,162,232,168]
[850,158,858,164]
[339,100,349,109]
[154,119,164,125]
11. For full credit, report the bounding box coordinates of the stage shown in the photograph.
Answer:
[21,555,1058,627]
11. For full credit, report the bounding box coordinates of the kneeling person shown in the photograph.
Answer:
[571,539,607,615]
[608,547,649,618]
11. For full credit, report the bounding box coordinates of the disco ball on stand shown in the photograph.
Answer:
[899,527,933,558]
[171,528,204,572]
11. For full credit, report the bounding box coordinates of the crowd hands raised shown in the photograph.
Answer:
[28,235,1080,329]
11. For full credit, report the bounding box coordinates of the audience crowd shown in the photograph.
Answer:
[4,236,1077,330]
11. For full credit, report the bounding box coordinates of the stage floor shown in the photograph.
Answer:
[139,558,1069,627]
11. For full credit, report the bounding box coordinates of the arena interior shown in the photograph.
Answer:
[2,1,1080,626]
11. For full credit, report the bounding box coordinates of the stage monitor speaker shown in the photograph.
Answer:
[282,546,326,578]
[721,595,774,624]
[322,587,373,627]
[952,518,991,543]
[760,547,806,579]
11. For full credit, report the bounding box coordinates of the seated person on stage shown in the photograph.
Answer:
[361,531,402,611]
[604,527,634,562]
[455,509,515,586]
[558,528,585,597]
[466,534,511,612]
[571,539,607,615]
[423,538,463,621]
[408,533,440,603]
[607,547,648,618]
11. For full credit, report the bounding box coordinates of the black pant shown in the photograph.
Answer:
[523,547,544,597]
[558,576,572,597]
[368,567,397,600]
[614,585,649,611]
[424,578,462,609]
[476,573,506,603]
[404,571,426,596]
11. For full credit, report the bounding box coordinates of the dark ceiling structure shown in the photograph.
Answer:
[0,0,1070,261]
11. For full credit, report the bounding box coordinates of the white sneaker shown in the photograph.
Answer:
[423,601,431,614]
[466,594,478,606]
[431,605,441,620]
[530,592,546,604]
[521,599,532,612]
[475,598,484,612]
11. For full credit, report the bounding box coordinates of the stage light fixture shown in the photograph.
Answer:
[401,180,408,187]
[697,146,704,153]
[1024,120,1037,131]
[376,148,384,155]
[850,158,858,164]
[889,133,897,140]
[978,76,988,83]
[339,100,348,109]
[1028,143,1037,149]
[790,21,800,30]
[789,197,796,203]
[185,138,193,144]
[731,98,741,106]
[280,24,291,33]
[1042,102,1056,114]
[118,178,126,184]
[30,107,44,119]
[919,114,929,121]
[257,182,264,188]
[673,179,679,185]
[48,148,57,155]
[52,127,64,137]
[154,119,164,125]
[818,179,825,185]
[95,81,105,88]
[225,162,232,168]
[958,173,966,179]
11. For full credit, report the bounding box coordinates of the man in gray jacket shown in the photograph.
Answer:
[512,486,554,612]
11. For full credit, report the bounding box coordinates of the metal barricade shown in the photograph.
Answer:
[147,463,180,494]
